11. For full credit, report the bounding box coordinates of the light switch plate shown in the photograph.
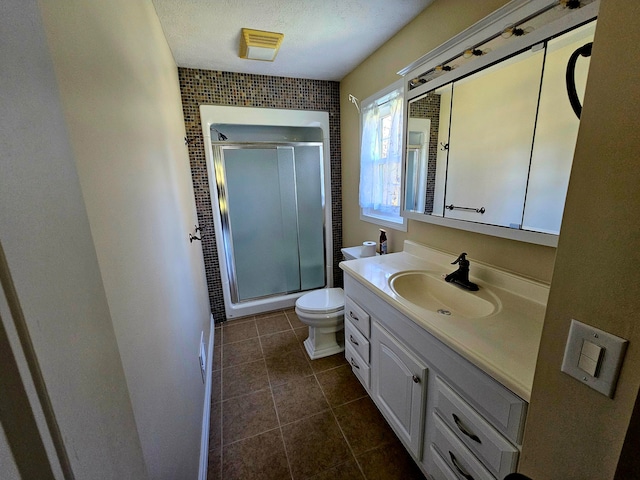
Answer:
[561,319,628,398]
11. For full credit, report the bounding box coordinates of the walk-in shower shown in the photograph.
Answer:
[201,106,333,319]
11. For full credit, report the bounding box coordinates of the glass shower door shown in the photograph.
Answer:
[293,145,325,291]
[215,144,325,303]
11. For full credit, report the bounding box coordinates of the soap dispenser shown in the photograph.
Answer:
[379,229,387,255]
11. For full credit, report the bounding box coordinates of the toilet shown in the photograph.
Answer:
[295,246,374,360]
[295,288,345,360]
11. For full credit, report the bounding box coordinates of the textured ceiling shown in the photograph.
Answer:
[151,0,434,81]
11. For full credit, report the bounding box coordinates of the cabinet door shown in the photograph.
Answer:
[371,321,428,459]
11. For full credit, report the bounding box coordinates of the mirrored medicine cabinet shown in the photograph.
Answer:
[401,0,599,246]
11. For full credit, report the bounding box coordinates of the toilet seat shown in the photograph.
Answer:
[296,288,344,314]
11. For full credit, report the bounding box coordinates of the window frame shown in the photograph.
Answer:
[359,79,408,232]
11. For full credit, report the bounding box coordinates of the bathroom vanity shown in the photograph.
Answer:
[340,241,549,480]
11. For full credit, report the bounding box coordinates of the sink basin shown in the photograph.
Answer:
[389,271,498,318]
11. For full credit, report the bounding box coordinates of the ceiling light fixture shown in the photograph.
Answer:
[239,28,284,62]
[463,47,489,59]
[559,0,582,9]
[501,24,534,38]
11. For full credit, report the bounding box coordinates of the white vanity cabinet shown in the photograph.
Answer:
[343,272,528,480]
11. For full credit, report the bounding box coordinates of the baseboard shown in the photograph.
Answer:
[198,314,215,480]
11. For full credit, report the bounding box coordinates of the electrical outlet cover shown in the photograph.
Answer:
[561,319,628,398]
[199,331,206,383]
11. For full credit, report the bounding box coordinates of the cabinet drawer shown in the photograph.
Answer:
[345,320,370,363]
[432,415,496,480]
[346,343,370,390]
[443,359,527,444]
[434,377,518,479]
[429,446,464,480]
[345,296,370,337]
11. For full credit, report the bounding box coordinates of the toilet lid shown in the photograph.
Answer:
[296,288,344,314]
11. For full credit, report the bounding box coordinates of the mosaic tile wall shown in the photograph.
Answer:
[409,93,441,214]
[178,68,342,323]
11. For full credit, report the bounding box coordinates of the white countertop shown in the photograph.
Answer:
[339,241,549,401]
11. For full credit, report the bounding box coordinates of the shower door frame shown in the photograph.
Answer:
[200,105,333,319]
[213,142,327,305]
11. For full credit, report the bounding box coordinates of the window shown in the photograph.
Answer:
[359,81,407,231]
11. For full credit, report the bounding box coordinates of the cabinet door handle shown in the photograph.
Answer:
[452,413,481,444]
[349,311,359,321]
[350,358,360,369]
[349,335,359,346]
[449,451,474,480]
[412,375,420,384]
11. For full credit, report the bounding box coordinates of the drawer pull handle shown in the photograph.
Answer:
[350,358,360,369]
[349,335,359,346]
[452,413,482,444]
[449,451,474,480]
[412,375,420,384]
[349,311,359,321]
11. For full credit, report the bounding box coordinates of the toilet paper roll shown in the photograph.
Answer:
[362,241,376,257]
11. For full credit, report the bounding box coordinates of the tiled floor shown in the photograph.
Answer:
[208,309,426,480]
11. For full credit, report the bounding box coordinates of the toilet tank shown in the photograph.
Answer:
[341,246,378,260]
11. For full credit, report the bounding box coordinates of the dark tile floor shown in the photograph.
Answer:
[208,309,426,480]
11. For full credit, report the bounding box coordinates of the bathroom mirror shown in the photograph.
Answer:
[401,6,597,246]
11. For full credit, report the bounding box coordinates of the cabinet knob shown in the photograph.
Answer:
[349,335,359,346]
[349,311,359,321]
[412,375,420,383]
[350,358,360,369]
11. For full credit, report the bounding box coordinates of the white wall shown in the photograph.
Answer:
[37,1,212,478]
[0,0,148,477]
[1,0,211,478]
[0,425,20,480]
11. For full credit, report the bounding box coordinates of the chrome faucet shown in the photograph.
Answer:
[444,253,479,291]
